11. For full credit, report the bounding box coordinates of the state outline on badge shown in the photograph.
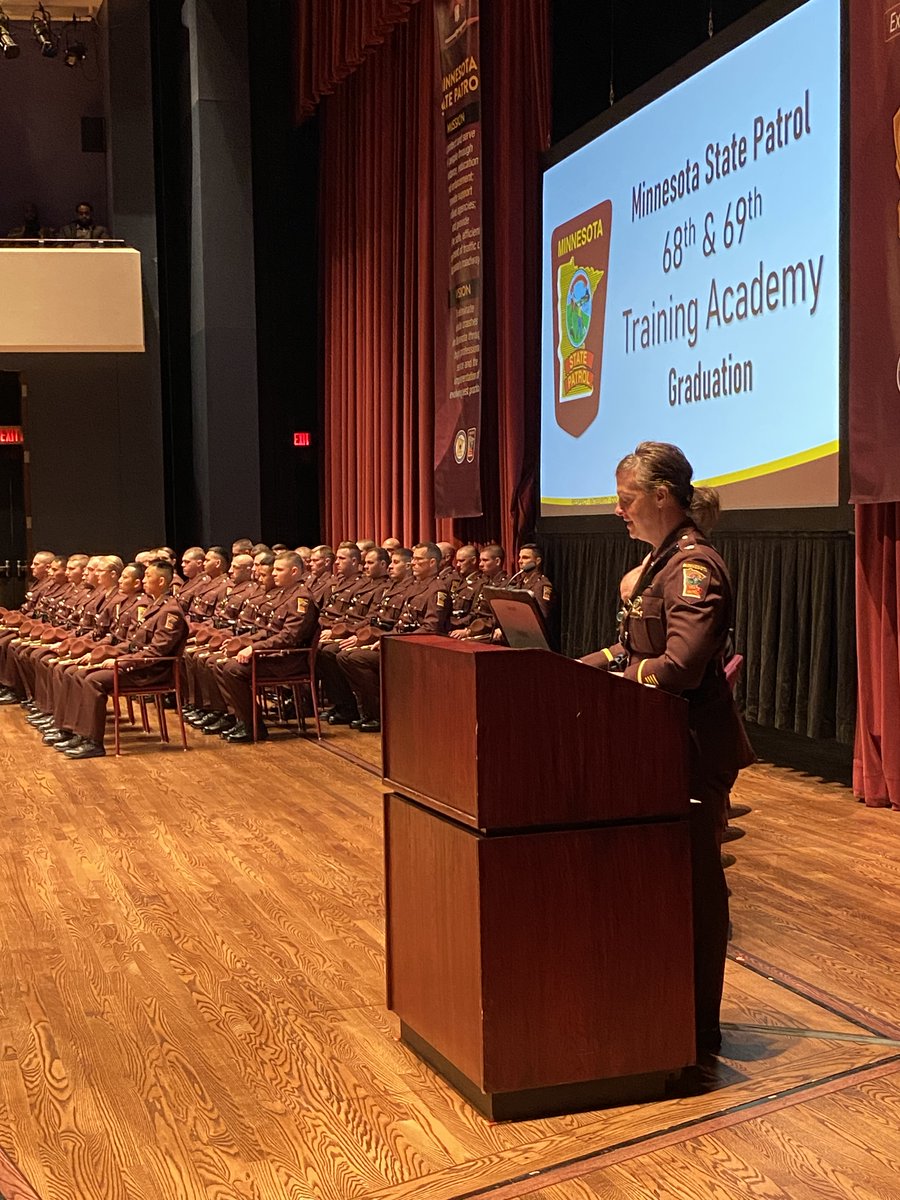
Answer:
[551,198,613,438]
[681,560,709,601]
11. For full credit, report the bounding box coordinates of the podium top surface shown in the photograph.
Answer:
[382,636,689,830]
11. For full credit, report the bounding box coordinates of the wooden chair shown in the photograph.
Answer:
[111,655,188,756]
[250,638,321,742]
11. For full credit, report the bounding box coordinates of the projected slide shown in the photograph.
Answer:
[540,0,840,515]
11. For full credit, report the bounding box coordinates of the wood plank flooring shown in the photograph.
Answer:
[0,704,896,1199]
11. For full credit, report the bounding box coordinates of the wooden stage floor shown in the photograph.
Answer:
[0,706,896,1200]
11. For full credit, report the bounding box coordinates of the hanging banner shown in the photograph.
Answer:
[433,0,483,517]
[849,0,900,502]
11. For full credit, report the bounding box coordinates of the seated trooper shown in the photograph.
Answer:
[212,551,319,743]
[509,543,555,619]
[337,542,450,733]
[448,544,508,641]
[60,559,189,760]
[188,551,278,734]
[44,562,147,746]
[305,544,336,604]
[318,546,392,723]
[449,544,480,631]
[175,547,208,605]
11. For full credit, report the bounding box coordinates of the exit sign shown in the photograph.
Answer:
[293,431,311,447]
[0,426,23,445]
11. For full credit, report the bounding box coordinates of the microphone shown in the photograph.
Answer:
[506,564,537,587]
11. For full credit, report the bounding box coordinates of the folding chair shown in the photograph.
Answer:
[250,637,321,742]
[112,654,189,756]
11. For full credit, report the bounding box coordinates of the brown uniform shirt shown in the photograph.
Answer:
[582,524,754,801]
[393,575,451,636]
[462,571,509,639]
[512,569,555,620]
[249,583,319,650]
[353,577,415,645]
[117,592,189,667]
[307,571,337,607]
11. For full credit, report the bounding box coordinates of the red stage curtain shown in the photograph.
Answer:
[319,11,435,543]
[294,0,421,122]
[854,502,900,808]
[318,0,550,550]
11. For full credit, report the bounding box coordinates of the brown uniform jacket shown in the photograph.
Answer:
[354,577,414,645]
[582,524,753,800]
[393,575,451,636]
[20,575,57,616]
[117,593,189,671]
[187,575,229,623]
[449,571,481,628]
[214,579,257,627]
[511,569,555,620]
[307,571,337,607]
[326,575,388,638]
[249,582,318,650]
[319,573,365,628]
[99,591,145,646]
[463,571,509,639]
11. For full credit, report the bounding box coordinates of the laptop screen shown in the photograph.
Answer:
[481,587,551,651]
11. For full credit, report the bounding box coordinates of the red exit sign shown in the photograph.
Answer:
[0,427,23,445]
[293,431,311,447]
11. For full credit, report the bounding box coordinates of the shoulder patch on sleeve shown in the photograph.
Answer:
[542,585,553,601]
[681,561,709,601]
[297,596,308,613]
[165,613,180,631]
[436,591,448,608]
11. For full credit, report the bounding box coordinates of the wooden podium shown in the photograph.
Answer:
[382,636,696,1120]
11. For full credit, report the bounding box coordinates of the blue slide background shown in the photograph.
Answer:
[540,0,840,509]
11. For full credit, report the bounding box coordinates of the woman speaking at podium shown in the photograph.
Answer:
[581,440,753,1054]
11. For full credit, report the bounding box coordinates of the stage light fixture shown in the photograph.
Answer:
[0,9,19,59]
[32,4,58,58]
[63,15,85,67]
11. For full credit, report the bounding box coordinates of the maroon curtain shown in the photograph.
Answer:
[319,11,435,543]
[318,0,551,551]
[854,502,900,808]
[294,0,421,123]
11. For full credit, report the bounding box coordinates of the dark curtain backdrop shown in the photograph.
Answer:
[854,503,900,808]
[317,0,550,550]
[542,530,856,747]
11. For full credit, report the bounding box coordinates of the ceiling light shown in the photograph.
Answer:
[0,9,19,59]
[32,4,57,57]
[63,17,84,67]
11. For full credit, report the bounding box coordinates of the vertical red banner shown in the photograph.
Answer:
[850,0,900,502]
[433,0,483,518]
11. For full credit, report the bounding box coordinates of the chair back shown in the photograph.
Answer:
[724,653,744,693]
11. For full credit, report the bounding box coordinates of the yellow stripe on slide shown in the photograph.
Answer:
[541,442,837,506]
[693,441,838,489]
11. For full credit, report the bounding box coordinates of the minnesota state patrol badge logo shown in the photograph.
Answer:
[681,561,709,600]
[454,430,467,464]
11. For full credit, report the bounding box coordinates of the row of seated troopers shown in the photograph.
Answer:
[0,537,555,757]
